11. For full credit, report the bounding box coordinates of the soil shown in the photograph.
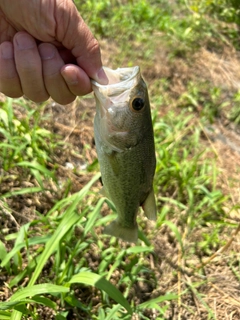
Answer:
[0,38,240,319]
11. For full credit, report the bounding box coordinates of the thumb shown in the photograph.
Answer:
[55,1,108,84]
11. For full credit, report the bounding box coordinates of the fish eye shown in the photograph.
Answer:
[131,97,145,111]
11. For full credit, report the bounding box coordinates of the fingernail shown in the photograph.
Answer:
[96,67,109,85]
[62,66,78,85]
[39,44,55,60]
[15,33,35,50]
[0,43,13,59]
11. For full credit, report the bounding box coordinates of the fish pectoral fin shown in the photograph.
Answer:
[142,188,157,221]
[104,220,138,243]
[106,152,120,176]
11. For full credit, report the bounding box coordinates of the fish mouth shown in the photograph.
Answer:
[91,66,141,108]
[92,66,140,88]
[92,66,142,152]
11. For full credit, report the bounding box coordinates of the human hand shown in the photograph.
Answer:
[0,0,108,104]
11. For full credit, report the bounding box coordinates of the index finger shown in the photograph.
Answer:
[55,2,108,84]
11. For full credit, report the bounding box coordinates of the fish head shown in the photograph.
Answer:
[92,66,152,152]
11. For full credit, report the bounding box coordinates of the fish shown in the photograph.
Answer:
[91,66,156,243]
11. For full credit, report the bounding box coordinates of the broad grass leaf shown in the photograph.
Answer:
[55,314,68,320]
[28,296,57,309]
[0,109,9,128]
[1,235,51,268]
[126,246,154,254]
[12,223,30,271]
[0,187,43,199]
[16,161,54,181]
[46,172,101,217]
[10,174,101,319]
[64,295,88,309]
[69,272,132,315]
[0,241,10,272]
[105,304,123,320]
[10,284,69,301]
[138,229,152,246]
[28,211,79,286]
[0,142,17,149]
[0,297,56,311]
[28,173,101,287]
[0,311,11,319]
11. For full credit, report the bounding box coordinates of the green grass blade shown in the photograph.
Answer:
[0,311,11,319]
[46,172,101,217]
[1,286,69,319]
[0,297,56,311]
[16,161,54,181]
[105,304,123,320]
[84,197,105,236]
[28,173,101,286]
[0,240,10,272]
[1,235,51,268]
[164,221,184,252]
[10,310,22,320]
[9,284,69,301]
[126,246,154,254]
[0,108,9,128]
[0,142,18,149]
[7,174,101,318]
[0,187,43,199]
[69,272,133,315]
[28,211,80,287]
[159,197,188,210]
[138,228,152,246]
[138,293,178,309]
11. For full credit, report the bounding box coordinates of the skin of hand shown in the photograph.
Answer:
[0,0,108,104]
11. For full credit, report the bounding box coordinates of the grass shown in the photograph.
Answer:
[1,0,240,319]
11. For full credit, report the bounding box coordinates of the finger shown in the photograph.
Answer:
[13,32,49,103]
[58,48,76,64]
[61,64,92,96]
[55,2,108,84]
[38,43,76,105]
[0,41,23,98]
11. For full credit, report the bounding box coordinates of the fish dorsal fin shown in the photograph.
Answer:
[142,188,157,221]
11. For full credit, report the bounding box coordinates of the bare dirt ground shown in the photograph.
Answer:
[1,39,240,319]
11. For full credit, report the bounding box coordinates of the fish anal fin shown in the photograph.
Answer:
[104,220,138,243]
[99,186,107,197]
[142,188,157,221]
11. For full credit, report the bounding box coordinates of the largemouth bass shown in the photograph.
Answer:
[92,66,156,243]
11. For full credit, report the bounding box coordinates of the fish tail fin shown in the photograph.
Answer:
[142,188,157,221]
[104,220,138,243]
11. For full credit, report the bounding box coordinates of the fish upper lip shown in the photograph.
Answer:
[91,66,140,89]
[91,66,141,111]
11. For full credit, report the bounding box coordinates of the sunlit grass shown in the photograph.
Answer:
[0,0,240,319]
[0,99,236,318]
